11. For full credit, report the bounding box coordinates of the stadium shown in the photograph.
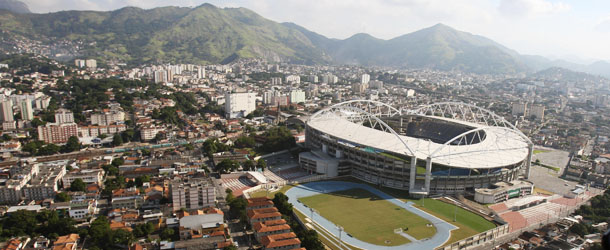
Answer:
[301,101,533,196]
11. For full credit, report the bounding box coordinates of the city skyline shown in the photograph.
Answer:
[19,0,610,62]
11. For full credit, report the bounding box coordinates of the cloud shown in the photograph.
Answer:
[595,16,610,32]
[497,0,570,18]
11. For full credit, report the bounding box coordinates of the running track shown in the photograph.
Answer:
[285,181,457,250]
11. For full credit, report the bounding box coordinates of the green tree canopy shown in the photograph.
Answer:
[70,178,86,192]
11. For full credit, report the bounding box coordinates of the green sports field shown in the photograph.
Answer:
[298,188,436,246]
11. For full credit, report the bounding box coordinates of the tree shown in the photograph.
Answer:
[203,139,218,156]
[37,143,60,156]
[273,193,293,215]
[243,160,255,171]
[257,158,267,170]
[112,134,123,147]
[217,159,239,174]
[160,228,174,241]
[70,178,86,192]
[223,246,237,250]
[235,136,255,148]
[298,229,325,250]
[111,158,124,167]
[134,175,150,187]
[569,223,590,237]
[61,136,81,153]
[31,118,46,127]
[55,192,71,202]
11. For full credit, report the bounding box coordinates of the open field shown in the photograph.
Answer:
[327,176,497,246]
[298,188,436,246]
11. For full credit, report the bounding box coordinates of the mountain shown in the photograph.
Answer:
[530,67,609,83]
[522,55,610,78]
[0,3,593,75]
[0,4,329,65]
[0,0,29,13]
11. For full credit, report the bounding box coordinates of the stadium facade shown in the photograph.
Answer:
[300,101,533,196]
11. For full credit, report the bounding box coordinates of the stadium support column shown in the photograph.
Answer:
[409,157,417,191]
[425,157,432,193]
[526,144,533,179]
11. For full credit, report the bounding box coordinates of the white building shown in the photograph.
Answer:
[225,92,256,118]
[171,179,216,211]
[369,80,383,89]
[270,77,282,85]
[361,74,370,84]
[74,59,86,68]
[55,109,74,124]
[19,100,33,121]
[68,200,97,220]
[140,126,163,141]
[511,102,528,116]
[289,90,306,104]
[63,169,104,188]
[0,99,13,122]
[85,59,97,69]
[90,110,125,125]
[285,75,301,84]
[530,104,545,121]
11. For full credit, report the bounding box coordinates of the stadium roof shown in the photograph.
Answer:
[308,101,530,169]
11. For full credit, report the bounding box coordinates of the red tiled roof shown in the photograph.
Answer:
[261,232,300,249]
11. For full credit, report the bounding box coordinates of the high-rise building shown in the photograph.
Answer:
[263,91,275,105]
[308,75,319,83]
[197,66,205,79]
[0,100,13,122]
[352,82,368,94]
[369,80,383,89]
[19,100,33,121]
[37,123,78,144]
[74,59,86,68]
[154,70,168,83]
[289,90,306,104]
[85,59,97,69]
[511,103,528,116]
[285,75,300,84]
[55,109,74,124]
[171,179,216,211]
[530,104,545,121]
[225,92,256,118]
[271,77,282,85]
[361,74,370,84]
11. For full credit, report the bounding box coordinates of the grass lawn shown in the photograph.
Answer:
[326,177,496,246]
[298,188,436,246]
[533,149,550,154]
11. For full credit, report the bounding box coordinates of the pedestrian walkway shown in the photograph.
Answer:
[285,181,457,250]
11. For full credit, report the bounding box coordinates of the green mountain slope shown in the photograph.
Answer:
[0,4,329,65]
[0,4,531,73]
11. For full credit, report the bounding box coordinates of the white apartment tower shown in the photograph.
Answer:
[361,74,370,84]
[55,109,74,124]
[225,92,256,118]
[20,100,33,121]
[0,100,13,122]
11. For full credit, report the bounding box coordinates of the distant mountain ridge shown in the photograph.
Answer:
[0,3,608,76]
[0,0,29,13]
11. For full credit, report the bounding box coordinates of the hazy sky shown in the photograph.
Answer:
[21,0,610,62]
